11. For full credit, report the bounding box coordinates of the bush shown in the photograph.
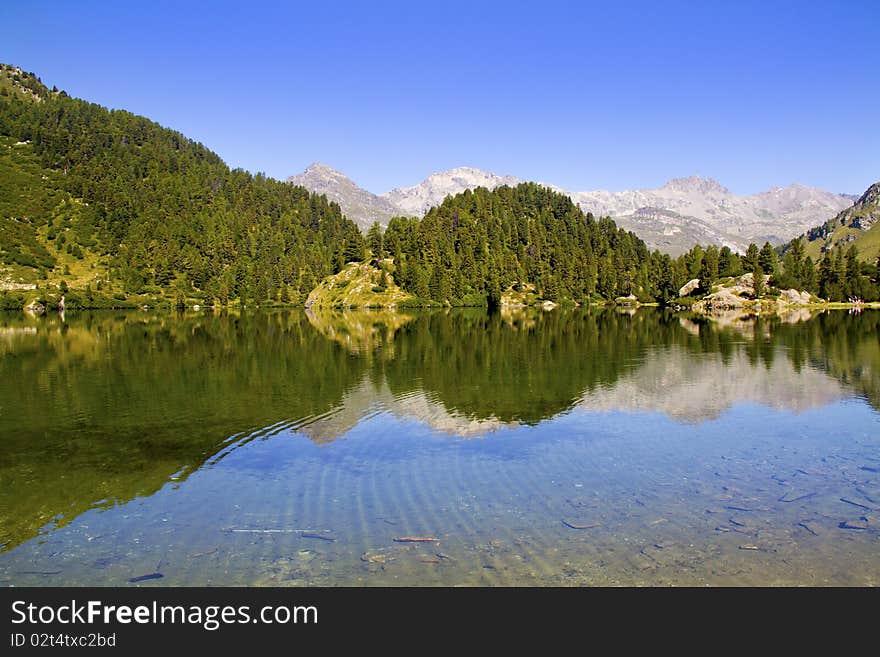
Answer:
[0,292,26,309]
[771,273,797,290]
[452,291,488,307]
[63,291,83,308]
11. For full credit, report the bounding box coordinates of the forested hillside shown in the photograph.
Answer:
[370,181,880,306]
[775,182,880,301]
[788,182,880,269]
[0,64,364,308]
[2,64,876,310]
[378,183,681,306]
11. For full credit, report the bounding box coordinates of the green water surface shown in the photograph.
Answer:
[1,307,878,585]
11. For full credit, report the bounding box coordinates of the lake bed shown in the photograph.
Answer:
[1,308,878,586]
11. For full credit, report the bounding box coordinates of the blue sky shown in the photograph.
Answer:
[2,1,877,194]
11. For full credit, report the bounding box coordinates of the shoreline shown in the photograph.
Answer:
[3,299,878,314]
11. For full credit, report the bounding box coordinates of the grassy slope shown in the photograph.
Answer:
[0,136,114,296]
[798,183,880,264]
[0,66,115,296]
[0,64,50,103]
[803,221,880,264]
[306,265,556,310]
[0,135,62,273]
[305,260,424,308]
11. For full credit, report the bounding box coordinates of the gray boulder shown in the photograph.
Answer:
[678,279,701,297]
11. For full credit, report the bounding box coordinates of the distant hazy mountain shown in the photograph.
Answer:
[792,181,880,262]
[607,207,746,255]
[287,164,854,256]
[568,176,854,254]
[381,166,522,218]
[287,163,402,231]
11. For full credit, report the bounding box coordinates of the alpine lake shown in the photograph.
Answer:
[1,306,878,586]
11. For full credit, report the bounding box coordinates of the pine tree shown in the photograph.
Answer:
[801,256,817,293]
[173,274,189,308]
[686,245,704,279]
[845,245,861,299]
[699,245,720,288]
[366,222,385,260]
[781,237,805,288]
[412,263,430,299]
[597,256,617,299]
[654,254,677,303]
[833,249,846,300]
[818,252,843,301]
[718,246,742,277]
[743,243,760,273]
[752,263,764,298]
[758,242,778,275]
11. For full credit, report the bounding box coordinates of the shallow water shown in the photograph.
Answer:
[1,307,878,586]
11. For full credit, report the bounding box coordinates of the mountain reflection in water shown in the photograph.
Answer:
[0,308,878,585]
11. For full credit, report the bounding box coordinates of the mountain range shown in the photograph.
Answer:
[288,165,855,255]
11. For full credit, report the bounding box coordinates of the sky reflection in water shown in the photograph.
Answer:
[0,308,878,585]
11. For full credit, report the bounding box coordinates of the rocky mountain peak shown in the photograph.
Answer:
[382,167,521,217]
[287,164,402,231]
[661,176,729,195]
[855,182,880,207]
[0,63,53,102]
[287,161,854,254]
[836,181,880,232]
[298,162,348,181]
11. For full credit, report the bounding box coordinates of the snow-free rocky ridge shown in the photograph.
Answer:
[287,165,854,256]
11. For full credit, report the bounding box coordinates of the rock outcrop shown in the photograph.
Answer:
[691,273,818,312]
[678,279,702,297]
[780,289,812,305]
[305,261,419,309]
[614,294,639,306]
[500,282,542,308]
